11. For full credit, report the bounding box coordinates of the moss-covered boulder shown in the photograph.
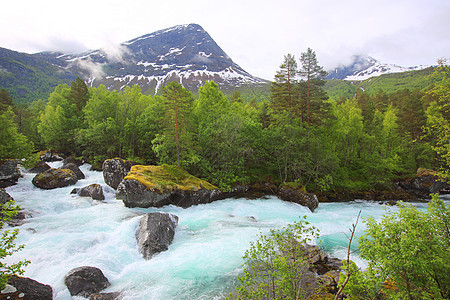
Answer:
[32,168,78,189]
[116,164,222,208]
[279,182,319,212]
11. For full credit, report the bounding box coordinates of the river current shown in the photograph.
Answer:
[4,162,434,299]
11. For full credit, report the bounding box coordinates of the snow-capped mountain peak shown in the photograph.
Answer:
[327,55,428,81]
[41,24,266,94]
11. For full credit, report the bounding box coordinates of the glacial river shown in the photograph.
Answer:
[4,162,435,299]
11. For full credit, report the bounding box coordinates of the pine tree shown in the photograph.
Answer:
[0,89,13,112]
[270,54,298,115]
[70,77,89,113]
[161,82,193,167]
[298,48,328,126]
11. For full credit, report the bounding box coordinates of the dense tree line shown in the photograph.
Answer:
[1,52,449,192]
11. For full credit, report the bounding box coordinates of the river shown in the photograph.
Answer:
[4,161,435,299]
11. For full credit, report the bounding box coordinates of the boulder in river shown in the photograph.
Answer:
[0,188,13,204]
[278,183,319,212]
[61,162,85,180]
[62,156,84,167]
[32,168,78,189]
[102,158,138,189]
[0,159,21,188]
[28,160,51,174]
[64,266,111,298]
[3,275,53,300]
[40,150,63,162]
[136,212,179,259]
[116,164,221,208]
[398,168,450,199]
[71,183,105,201]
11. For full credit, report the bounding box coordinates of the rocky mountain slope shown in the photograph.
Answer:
[38,24,267,95]
[327,55,428,81]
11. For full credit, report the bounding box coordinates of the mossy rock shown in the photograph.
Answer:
[32,168,78,189]
[416,168,439,177]
[117,165,221,208]
[124,164,217,194]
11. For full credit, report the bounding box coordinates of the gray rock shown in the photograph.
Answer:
[136,212,179,259]
[0,188,13,204]
[102,158,138,189]
[61,162,85,180]
[116,179,245,209]
[6,275,53,300]
[279,186,319,212]
[0,159,21,188]
[71,184,105,201]
[40,150,63,162]
[64,266,110,297]
[28,161,51,174]
[32,168,78,189]
[62,156,83,166]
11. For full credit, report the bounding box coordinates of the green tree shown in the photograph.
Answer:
[0,200,30,290]
[70,77,89,113]
[0,109,34,160]
[270,54,299,116]
[298,48,328,126]
[37,84,79,152]
[153,82,194,168]
[424,60,450,176]
[359,196,450,299]
[230,217,321,299]
[0,89,13,112]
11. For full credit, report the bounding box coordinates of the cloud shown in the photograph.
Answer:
[100,44,133,64]
[74,57,105,79]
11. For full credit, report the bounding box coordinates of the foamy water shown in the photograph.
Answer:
[4,163,431,299]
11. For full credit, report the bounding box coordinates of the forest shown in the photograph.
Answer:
[1,49,449,194]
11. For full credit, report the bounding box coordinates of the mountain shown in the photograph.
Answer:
[0,24,268,103]
[0,47,77,104]
[38,24,267,95]
[327,55,429,81]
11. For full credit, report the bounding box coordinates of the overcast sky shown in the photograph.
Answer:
[1,0,449,80]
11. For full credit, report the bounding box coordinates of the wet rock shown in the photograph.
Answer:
[279,184,319,212]
[0,159,21,188]
[71,184,105,201]
[40,150,63,162]
[32,168,78,189]
[27,161,51,174]
[64,266,110,298]
[88,292,122,300]
[0,188,13,204]
[61,162,85,180]
[5,275,53,299]
[136,212,179,259]
[62,156,83,167]
[102,158,138,189]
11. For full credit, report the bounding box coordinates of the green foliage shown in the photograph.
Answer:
[230,217,321,300]
[0,200,30,290]
[424,60,450,177]
[0,108,34,160]
[154,82,194,168]
[358,195,450,299]
[338,260,382,299]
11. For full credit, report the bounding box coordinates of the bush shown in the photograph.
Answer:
[229,216,321,299]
